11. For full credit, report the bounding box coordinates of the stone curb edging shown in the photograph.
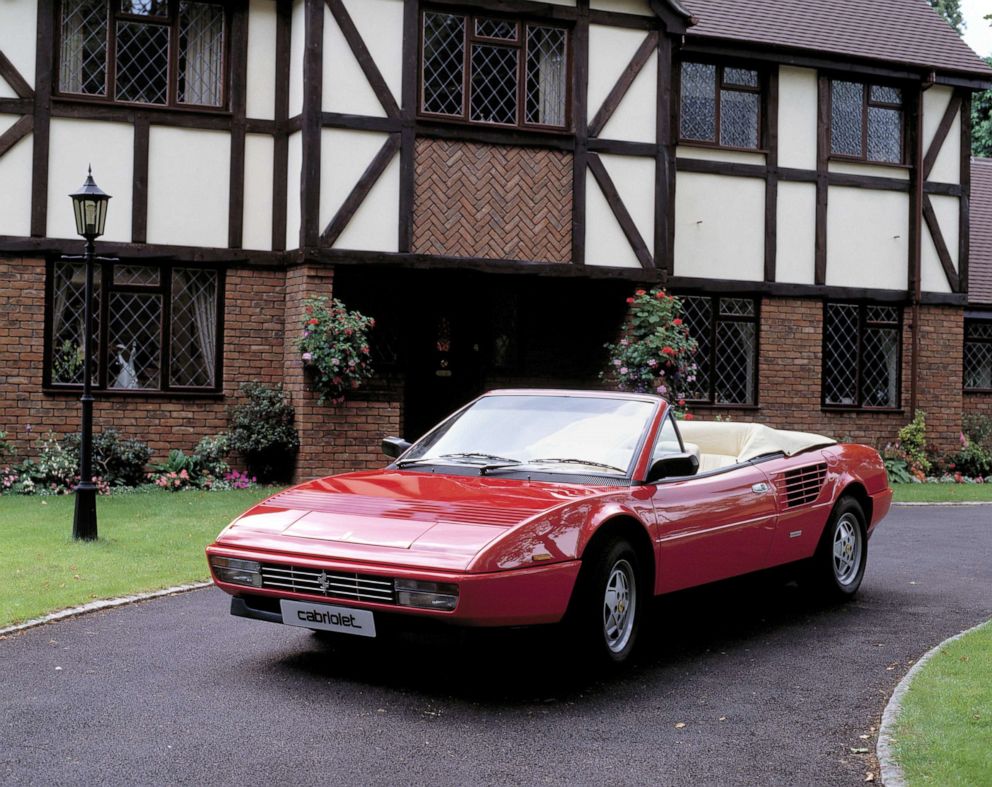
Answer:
[876,618,992,787]
[0,581,211,638]
[892,501,992,506]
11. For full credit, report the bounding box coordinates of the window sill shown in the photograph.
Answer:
[821,406,904,414]
[827,155,910,170]
[52,95,232,118]
[677,140,767,156]
[963,388,992,395]
[43,387,225,400]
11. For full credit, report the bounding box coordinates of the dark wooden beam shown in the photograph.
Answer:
[0,114,33,159]
[764,67,779,283]
[271,0,291,252]
[814,73,829,286]
[922,92,963,180]
[571,1,590,266]
[0,98,33,115]
[398,0,419,253]
[228,2,250,250]
[656,32,674,286]
[922,194,960,292]
[321,133,400,245]
[131,114,149,244]
[587,138,655,156]
[299,0,323,250]
[587,152,653,270]
[959,93,971,296]
[588,31,658,139]
[0,50,34,99]
[30,0,54,238]
[325,0,401,119]
[322,112,402,133]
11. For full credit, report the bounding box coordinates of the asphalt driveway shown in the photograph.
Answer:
[2,505,990,786]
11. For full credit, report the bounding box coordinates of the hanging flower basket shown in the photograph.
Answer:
[296,296,375,405]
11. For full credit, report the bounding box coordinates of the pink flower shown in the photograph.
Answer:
[302,352,313,362]
[619,367,628,374]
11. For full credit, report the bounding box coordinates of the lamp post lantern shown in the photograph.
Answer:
[69,166,111,541]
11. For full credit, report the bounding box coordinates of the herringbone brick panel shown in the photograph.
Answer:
[412,138,572,263]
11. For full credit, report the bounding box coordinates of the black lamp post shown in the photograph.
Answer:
[69,166,111,541]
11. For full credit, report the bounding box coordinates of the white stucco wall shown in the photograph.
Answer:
[674,172,765,281]
[588,26,656,143]
[322,3,385,117]
[47,119,134,243]
[0,117,32,237]
[320,128,398,252]
[922,86,961,185]
[585,170,641,269]
[775,181,817,285]
[342,0,403,106]
[825,186,908,290]
[246,0,277,121]
[777,67,818,171]
[829,160,910,180]
[242,133,274,251]
[289,0,305,117]
[676,146,766,166]
[285,130,302,250]
[0,0,37,95]
[147,127,229,247]
[921,194,959,294]
[590,0,652,14]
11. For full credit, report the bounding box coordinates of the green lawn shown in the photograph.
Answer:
[892,621,992,785]
[0,488,279,629]
[890,483,992,503]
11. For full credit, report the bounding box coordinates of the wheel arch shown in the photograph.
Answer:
[579,515,656,597]
[838,480,873,527]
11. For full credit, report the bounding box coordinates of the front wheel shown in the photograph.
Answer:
[569,538,644,666]
[810,497,868,599]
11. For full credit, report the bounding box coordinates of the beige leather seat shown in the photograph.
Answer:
[677,421,835,473]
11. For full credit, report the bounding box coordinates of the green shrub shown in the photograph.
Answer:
[898,411,931,477]
[228,382,299,483]
[946,414,992,478]
[194,434,231,479]
[60,429,152,488]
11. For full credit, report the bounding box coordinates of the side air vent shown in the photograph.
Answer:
[779,463,827,508]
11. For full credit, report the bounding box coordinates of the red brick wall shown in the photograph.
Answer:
[699,298,963,454]
[412,138,572,263]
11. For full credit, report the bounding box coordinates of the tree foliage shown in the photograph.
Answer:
[973,59,992,158]
[928,0,965,33]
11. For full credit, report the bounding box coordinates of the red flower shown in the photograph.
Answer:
[661,346,676,356]
[626,297,635,304]
[655,291,665,299]
[672,318,682,326]
[305,305,313,315]
[684,413,695,420]
[635,289,646,296]
[678,399,686,406]
[308,318,319,325]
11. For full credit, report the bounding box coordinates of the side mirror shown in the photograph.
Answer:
[382,436,412,459]
[646,452,699,483]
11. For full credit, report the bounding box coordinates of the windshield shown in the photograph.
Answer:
[400,394,656,475]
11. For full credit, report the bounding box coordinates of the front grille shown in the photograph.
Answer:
[260,564,395,604]
[778,463,827,508]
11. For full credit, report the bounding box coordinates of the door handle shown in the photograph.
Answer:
[751,482,770,494]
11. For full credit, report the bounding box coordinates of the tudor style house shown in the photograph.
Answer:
[0,0,990,478]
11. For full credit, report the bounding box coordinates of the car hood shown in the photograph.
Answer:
[215,470,614,570]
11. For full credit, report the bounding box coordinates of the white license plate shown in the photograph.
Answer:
[280,600,376,638]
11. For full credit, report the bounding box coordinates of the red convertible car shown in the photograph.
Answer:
[207,389,891,664]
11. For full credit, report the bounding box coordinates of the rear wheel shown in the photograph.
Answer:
[569,538,644,666]
[810,497,867,599]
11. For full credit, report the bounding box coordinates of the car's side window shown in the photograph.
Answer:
[652,414,684,462]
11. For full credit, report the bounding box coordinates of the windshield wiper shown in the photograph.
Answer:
[524,457,627,474]
[396,452,522,469]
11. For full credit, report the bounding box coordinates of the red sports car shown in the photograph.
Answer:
[207,389,891,664]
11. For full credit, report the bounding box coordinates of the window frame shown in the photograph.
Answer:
[821,300,903,411]
[677,293,760,408]
[963,318,992,393]
[417,6,572,133]
[43,258,226,397]
[54,0,232,113]
[827,76,907,166]
[675,58,766,153]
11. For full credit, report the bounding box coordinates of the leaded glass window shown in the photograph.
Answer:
[830,79,903,164]
[679,61,762,150]
[823,302,901,409]
[420,9,569,130]
[679,295,758,406]
[964,320,992,391]
[46,260,222,393]
[57,0,227,110]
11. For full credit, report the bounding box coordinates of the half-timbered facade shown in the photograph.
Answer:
[1,0,990,477]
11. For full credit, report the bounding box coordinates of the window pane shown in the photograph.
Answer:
[831,80,863,157]
[719,298,755,318]
[109,291,162,389]
[824,303,859,405]
[50,262,101,385]
[422,12,465,116]
[114,264,159,286]
[715,321,756,404]
[60,0,108,96]
[867,106,902,163]
[177,2,225,107]
[964,342,992,389]
[475,18,516,40]
[170,268,218,387]
[525,26,566,126]
[115,21,170,104]
[967,322,992,340]
[122,0,169,15]
[870,85,901,105]
[723,67,758,88]
[470,44,518,124]
[866,304,898,324]
[861,326,899,407]
[679,296,712,401]
[719,89,759,148]
[680,62,716,142]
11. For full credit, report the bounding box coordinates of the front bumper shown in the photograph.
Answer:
[207,546,581,627]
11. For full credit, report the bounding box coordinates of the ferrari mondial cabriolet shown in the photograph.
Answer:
[207,389,892,664]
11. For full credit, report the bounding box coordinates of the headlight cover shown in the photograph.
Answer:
[210,556,262,588]
[394,579,459,611]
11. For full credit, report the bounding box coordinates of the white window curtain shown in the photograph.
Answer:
[528,26,566,127]
[179,2,224,106]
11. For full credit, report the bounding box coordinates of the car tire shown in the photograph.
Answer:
[810,496,868,599]
[569,537,644,666]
